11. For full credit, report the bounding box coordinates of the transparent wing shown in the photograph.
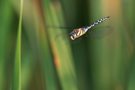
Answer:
[46,25,74,30]
[86,26,113,39]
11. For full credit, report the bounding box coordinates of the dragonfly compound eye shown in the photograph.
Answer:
[70,35,75,40]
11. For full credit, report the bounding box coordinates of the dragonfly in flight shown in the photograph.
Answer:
[69,16,110,40]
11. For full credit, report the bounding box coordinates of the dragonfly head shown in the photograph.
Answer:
[69,30,76,40]
[70,34,76,40]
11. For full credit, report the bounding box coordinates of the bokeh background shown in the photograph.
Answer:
[0,0,135,90]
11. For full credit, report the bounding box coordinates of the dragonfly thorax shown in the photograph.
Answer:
[70,28,88,40]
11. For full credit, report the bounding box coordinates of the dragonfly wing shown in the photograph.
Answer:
[87,26,114,39]
[46,25,74,30]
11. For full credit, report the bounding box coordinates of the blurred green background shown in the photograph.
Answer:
[0,0,135,90]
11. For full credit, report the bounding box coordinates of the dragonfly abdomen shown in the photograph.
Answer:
[87,16,110,30]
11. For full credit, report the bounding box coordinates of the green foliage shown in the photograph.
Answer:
[0,0,135,90]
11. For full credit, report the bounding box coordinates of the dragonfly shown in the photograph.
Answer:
[69,16,110,40]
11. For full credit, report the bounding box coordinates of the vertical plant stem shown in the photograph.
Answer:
[12,0,23,89]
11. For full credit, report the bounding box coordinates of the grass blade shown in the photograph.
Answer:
[12,0,23,89]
